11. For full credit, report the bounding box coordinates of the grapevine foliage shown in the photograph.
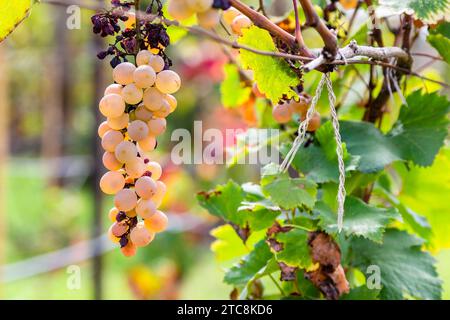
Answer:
[195,1,450,300]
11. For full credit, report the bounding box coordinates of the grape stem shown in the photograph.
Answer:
[298,0,337,59]
[135,0,141,54]
[292,0,305,49]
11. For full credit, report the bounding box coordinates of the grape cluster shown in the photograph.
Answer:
[272,94,321,131]
[98,49,180,257]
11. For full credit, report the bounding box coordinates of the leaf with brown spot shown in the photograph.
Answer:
[279,262,297,281]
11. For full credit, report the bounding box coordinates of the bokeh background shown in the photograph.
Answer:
[0,0,449,299]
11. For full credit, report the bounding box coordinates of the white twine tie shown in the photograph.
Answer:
[280,73,346,231]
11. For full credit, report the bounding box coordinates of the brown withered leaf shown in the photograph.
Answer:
[329,265,350,295]
[305,268,341,300]
[229,288,239,300]
[305,231,350,300]
[278,262,297,281]
[249,280,264,299]
[308,231,341,270]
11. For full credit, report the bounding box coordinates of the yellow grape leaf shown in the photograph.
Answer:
[237,26,300,104]
[0,0,32,43]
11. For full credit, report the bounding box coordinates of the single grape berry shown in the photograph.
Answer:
[272,103,293,124]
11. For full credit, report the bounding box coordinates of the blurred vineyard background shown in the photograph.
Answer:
[0,0,449,299]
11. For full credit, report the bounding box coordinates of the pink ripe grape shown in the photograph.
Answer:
[148,117,167,136]
[107,113,129,130]
[128,120,149,141]
[136,198,157,219]
[125,157,146,179]
[152,100,171,118]
[99,94,126,118]
[168,0,194,21]
[98,121,111,138]
[135,104,153,122]
[197,9,220,29]
[272,103,293,124]
[114,188,138,212]
[231,15,252,36]
[143,87,165,111]
[165,94,177,113]
[135,176,157,199]
[146,161,162,180]
[138,135,157,152]
[104,84,123,96]
[115,140,138,163]
[113,62,136,85]
[133,65,156,89]
[121,83,143,105]
[306,112,321,132]
[100,171,125,195]
[108,207,119,222]
[155,70,181,94]
[108,225,120,243]
[187,0,212,12]
[111,221,129,237]
[153,181,167,207]
[144,210,168,233]
[130,222,155,247]
[101,130,123,152]
[148,55,165,73]
[136,50,153,66]
[121,241,137,257]
[102,151,123,171]
[222,7,240,25]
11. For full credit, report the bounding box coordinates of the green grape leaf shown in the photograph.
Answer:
[388,90,450,167]
[374,187,432,243]
[396,148,450,250]
[340,286,380,300]
[239,205,280,232]
[197,180,247,226]
[238,26,300,103]
[0,0,32,43]
[428,22,450,64]
[340,121,399,172]
[377,0,449,24]
[224,240,274,286]
[281,121,360,183]
[220,64,252,108]
[315,196,400,243]
[210,224,265,262]
[262,176,317,210]
[351,229,442,300]
[340,91,450,172]
[273,228,315,270]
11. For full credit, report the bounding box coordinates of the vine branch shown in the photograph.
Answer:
[40,0,449,89]
[299,0,338,58]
